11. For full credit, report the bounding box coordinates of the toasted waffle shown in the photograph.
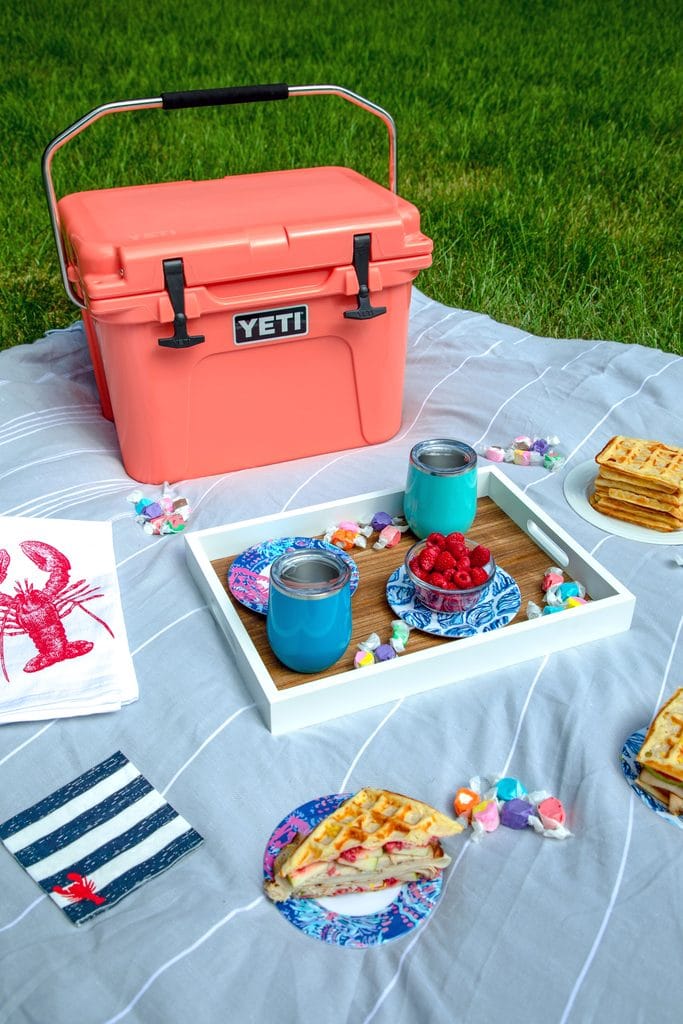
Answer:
[593,478,683,518]
[595,436,683,495]
[589,492,681,532]
[597,466,683,501]
[283,788,462,872]
[264,788,462,902]
[636,688,683,783]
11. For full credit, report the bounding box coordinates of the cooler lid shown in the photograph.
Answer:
[58,166,432,301]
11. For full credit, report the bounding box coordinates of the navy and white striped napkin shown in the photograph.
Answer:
[0,750,203,925]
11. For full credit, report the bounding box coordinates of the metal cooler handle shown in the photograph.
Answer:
[42,84,398,309]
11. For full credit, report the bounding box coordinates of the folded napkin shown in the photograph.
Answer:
[0,516,137,723]
[0,750,204,925]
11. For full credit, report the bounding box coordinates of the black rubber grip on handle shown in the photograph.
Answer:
[161,84,289,109]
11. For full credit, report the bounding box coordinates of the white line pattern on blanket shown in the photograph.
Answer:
[558,612,683,1021]
[99,895,265,1024]
[360,656,550,1023]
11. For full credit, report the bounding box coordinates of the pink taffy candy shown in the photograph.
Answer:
[537,796,566,829]
[373,525,402,550]
[472,798,500,832]
[484,446,505,462]
[542,570,564,592]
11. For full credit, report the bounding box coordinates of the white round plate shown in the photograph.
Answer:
[563,461,683,545]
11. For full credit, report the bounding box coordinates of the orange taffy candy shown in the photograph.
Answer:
[331,528,357,551]
[453,787,480,818]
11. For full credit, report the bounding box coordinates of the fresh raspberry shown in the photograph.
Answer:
[456,555,471,571]
[469,545,491,568]
[411,565,430,581]
[443,580,457,590]
[434,550,456,572]
[426,532,446,549]
[446,540,467,559]
[453,569,473,589]
[428,572,447,589]
[442,568,454,582]
[408,556,422,573]
[445,532,464,547]
[470,566,489,586]
[419,547,438,571]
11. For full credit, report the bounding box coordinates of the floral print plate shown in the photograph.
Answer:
[620,728,683,830]
[262,793,443,947]
[228,537,359,615]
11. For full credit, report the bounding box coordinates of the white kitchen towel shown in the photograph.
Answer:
[0,750,204,925]
[0,516,138,722]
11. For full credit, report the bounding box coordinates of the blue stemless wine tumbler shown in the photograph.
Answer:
[266,549,353,673]
[403,439,478,539]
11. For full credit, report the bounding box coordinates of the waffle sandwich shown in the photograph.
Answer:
[265,788,463,902]
[635,688,683,815]
[590,436,683,532]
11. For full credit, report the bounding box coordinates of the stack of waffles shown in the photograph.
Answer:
[636,688,683,815]
[265,788,462,901]
[589,435,683,532]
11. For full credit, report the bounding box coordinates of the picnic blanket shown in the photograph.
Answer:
[0,288,681,1024]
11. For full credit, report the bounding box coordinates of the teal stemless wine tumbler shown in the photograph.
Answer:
[266,548,352,673]
[403,439,478,538]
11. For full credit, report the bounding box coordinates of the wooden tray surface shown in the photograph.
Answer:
[209,496,567,691]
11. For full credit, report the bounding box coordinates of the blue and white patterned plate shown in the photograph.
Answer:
[228,537,359,615]
[620,729,683,830]
[386,564,521,638]
[263,793,443,947]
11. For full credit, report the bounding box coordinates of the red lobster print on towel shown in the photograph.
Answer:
[52,872,106,905]
[0,541,114,682]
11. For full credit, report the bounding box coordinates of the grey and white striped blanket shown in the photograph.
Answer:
[0,289,681,1023]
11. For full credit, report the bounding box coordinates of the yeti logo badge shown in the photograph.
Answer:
[233,305,308,344]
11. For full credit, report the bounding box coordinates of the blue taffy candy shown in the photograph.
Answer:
[496,777,528,801]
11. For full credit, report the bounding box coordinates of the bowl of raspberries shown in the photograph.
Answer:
[405,532,495,614]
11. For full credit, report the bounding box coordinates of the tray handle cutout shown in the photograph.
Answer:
[526,520,569,569]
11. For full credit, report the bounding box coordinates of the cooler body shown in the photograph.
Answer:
[58,164,432,484]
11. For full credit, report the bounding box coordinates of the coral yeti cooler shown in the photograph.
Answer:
[43,84,433,484]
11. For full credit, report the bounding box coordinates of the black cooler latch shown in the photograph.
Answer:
[158,258,205,348]
[343,234,387,320]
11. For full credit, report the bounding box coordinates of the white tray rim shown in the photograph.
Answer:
[185,466,635,733]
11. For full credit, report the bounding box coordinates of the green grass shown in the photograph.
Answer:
[1,0,681,353]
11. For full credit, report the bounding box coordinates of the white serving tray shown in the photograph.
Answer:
[185,466,635,734]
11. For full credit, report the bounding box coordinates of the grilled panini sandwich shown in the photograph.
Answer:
[265,788,463,902]
[590,435,683,532]
[635,688,683,815]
